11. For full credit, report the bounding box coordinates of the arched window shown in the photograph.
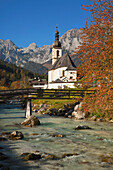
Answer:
[63,70,65,77]
[57,50,59,58]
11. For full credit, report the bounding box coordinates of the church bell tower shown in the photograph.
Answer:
[52,27,62,65]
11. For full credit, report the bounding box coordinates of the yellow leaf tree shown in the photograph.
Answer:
[75,0,113,119]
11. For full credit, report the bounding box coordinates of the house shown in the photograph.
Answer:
[29,77,47,89]
[48,28,77,89]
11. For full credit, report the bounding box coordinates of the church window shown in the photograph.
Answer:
[57,50,59,58]
[63,70,65,76]
[70,76,73,79]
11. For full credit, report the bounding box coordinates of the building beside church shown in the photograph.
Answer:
[48,28,77,89]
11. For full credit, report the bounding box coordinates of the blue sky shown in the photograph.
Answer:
[0,0,92,48]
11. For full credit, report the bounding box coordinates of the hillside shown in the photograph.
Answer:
[24,61,48,74]
[0,60,47,89]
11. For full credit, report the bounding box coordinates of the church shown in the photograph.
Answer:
[48,28,77,89]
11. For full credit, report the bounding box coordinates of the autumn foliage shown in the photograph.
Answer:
[75,0,113,119]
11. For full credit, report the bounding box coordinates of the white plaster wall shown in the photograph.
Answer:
[51,67,67,82]
[33,84,46,89]
[48,82,75,89]
[48,68,77,84]
[52,48,62,65]
[48,70,52,83]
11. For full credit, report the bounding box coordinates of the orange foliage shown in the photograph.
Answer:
[75,0,113,119]
[10,79,30,89]
[0,86,9,90]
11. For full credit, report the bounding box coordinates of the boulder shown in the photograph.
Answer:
[74,104,79,111]
[23,153,41,161]
[64,112,69,117]
[21,115,40,127]
[62,153,79,158]
[57,109,65,116]
[67,109,73,115]
[50,133,65,138]
[90,116,96,121]
[49,108,58,116]
[44,154,59,160]
[75,125,92,130]
[109,120,113,123]
[100,155,113,164]
[72,102,86,119]
[79,102,85,110]
[74,102,85,111]
[9,131,24,140]
[37,104,47,114]
[72,110,85,119]
[64,103,76,110]
[65,109,73,117]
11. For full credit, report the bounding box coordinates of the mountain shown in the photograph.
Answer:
[24,61,48,74]
[0,28,82,72]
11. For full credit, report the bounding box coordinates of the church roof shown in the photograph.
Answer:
[50,53,76,70]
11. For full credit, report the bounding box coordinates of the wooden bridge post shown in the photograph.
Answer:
[25,98,32,118]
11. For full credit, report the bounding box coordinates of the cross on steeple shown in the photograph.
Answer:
[56,24,58,31]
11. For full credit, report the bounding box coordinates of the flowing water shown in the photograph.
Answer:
[0,104,113,170]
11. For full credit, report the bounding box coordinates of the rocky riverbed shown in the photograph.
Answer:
[0,104,113,170]
[33,102,112,122]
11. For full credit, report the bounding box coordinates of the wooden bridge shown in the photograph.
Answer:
[0,88,95,100]
[0,88,95,118]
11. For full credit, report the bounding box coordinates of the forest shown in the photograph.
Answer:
[0,59,47,90]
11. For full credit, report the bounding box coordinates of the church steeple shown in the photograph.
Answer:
[55,26,59,40]
[53,26,61,48]
[52,27,62,65]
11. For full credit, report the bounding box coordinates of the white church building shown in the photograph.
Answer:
[48,28,77,89]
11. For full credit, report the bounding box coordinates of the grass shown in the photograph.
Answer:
[32,99,78,110]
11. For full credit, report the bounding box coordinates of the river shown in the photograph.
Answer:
[0,104,113,170]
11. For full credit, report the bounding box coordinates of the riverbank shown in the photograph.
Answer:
[0,104,113,169]
[31,99,113,123]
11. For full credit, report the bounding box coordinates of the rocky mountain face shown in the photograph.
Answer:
[60,28,82,54]
[0,28,82,72]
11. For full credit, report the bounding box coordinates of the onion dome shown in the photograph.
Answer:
[53,27,61,48]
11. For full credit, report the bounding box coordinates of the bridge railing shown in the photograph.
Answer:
[0,88,95,100]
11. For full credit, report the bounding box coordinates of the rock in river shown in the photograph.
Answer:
[9,131,24,140]
[21,115,40,127]
[44,154,59,160]
[23,153,41,161]
[75,125,92,130]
